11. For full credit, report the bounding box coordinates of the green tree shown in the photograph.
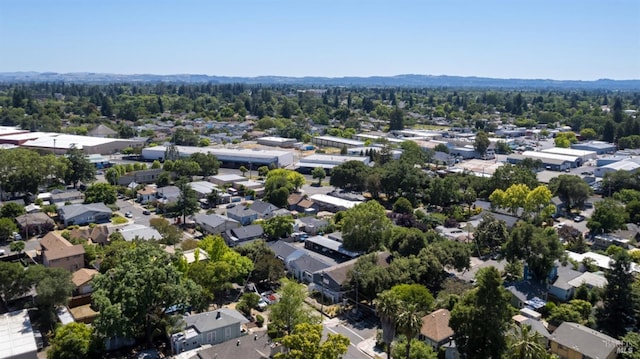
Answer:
[549,174,592,210]
[474,130,490,157]
[620,332,640,359]
[341,200,392,252]
[9,240,25,254]
[0,217,18,241]
[450,267,513,359]
[329,160,370,192]
[239,165,248,176]
[389,106,404,131]
[258,166,270,177]
[375,287,400,359]
[261,215,294,240]
[587,198,628,234]
[189,152,220,177]
[503,324,549,359]
[34,267,75,326]
[434,143,449,153]
[311,166,325,186]
[391,338,437,359]
[504,222,563,280]
[392,197,413,215]
[175,179,200,225]
[597,250,637,337]
[48,323,96,359]
[0,261,33,301]
[274,323,349,359]
[83,183,117,204]
[0,202,25,218]
[64,144,96,188]
[269,278,319,337]
[473,213,509,256]
[580,128,597,140]
[93,242,204,344]
[104,167,119,185]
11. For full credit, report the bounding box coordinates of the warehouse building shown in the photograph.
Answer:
[295,154,370,174]
[309,194,362,212]
[354,133,406,145]
[520,151,582,168]
[508,154,572,171]
[20,133,145,155]
[311,135,364,149]
[572,141,617,155]
[594,159,640,178]
[141,145,295,168]
[346,147,402,160]
[256,136,297,148]
[540,147,597,162]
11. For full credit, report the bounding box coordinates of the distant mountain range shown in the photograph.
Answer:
[1,72,639,90]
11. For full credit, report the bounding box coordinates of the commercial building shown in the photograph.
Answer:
[540,147,597,162]
[0,310,40,359]
[256,136,297,148]
[520,151,582,168]
[20,133,144,155]
[309,194,362,212]
[507,154,572,171]
[594,159,640,178]
[354,133,406,144]
[346,147,402,160]
[141,145,294,168]
[572,141,617,155]
[311,135,364,149]
[295,154,370,173]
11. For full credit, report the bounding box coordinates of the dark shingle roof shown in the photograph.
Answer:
[551,322,620,359]
[249,200,278,216]
[185,308,248,334]
[228,224,264,241]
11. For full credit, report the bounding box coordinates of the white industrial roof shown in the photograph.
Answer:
[541,147,597,158]
[309,194,362,209]
[22,133,124,150]
[301,154,368,164]
[566,250,640,273]
[0,126,28,136]
[188,181,218,194]
[0,131,48,141]
[602,160,640,171]
[0,310,37,359]
[210,174,246,182]
[143,146,292,160]
[521,151,580,162]
[258,136,296,143]
[313,135,364,146]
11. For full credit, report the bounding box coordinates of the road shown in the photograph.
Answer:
[115,199,159,227]
[322,317,377,359]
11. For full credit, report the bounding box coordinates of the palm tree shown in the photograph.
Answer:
[396,303,425,359]
[504,324,549,359]
[374,291,400,359]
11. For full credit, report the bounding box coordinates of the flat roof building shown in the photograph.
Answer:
[309,194,362,212]
[540,147,597,161]
[0,310,38,359]
[141,146,294,168]
[594,159,640,178]
[572,141,617,155]
[520,150,582,167]
[20,133,145,155]
[295,154,370,173]
[256,136,297,148]
[311,135,364,149]
[508,154,571,171]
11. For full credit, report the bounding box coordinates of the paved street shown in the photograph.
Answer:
[115,199,158,227]
[323,317,377,359]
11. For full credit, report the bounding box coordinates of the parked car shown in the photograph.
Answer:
[574,215,585,222]
[142,209,151,215]
[125,211,133,218]
[0,249,5,256]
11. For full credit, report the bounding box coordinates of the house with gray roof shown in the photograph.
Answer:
[289,254,331,283]
[58,203,112,227]
[170,308,248,354]
[224,224,264,247]
[226,206,258,225]
[548,263,583,301]
[269,241,300,261]
[550,322,621,359]
[295,217,328,235]
[248,200,278,219]
[50,189,84,206]
[193,213,240,235]
[116,224,162,242]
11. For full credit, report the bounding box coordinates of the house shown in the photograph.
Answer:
[310,258,358,304]
[550,322,621,359]
[226,206,258,225]
[288,253,331,283]
[40,232,85,272]
[182,249,209,265]
[117,169,164,186]
[68,225,110,245]
[248,200,278,219]
[551,196,565,216]
[287,193,319,214]
[224,224,264,247]
[57,203,112,227]
[505,280,548,309]
[50,190,84,206]
[170,308,249,354]
[117,224,162,241]
[193,213,240,235]
[157,185,181,204]
[137,186,158,204]
[548,264,583,301]
[304,235,362,260]
[71,268,98,296]
[15,212,54,236]
[512,315,550,347]
[269,241,301,262]
[419,309,455,349]
[295,217,328,235]
[0,309,41,359]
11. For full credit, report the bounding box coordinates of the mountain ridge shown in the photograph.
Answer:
[1,72,638,90]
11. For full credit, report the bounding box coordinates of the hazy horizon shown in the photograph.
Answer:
[1,0,639,81]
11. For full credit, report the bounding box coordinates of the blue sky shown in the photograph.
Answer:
[1,0,638,80]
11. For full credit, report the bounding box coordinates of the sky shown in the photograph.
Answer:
[1,0,639,80]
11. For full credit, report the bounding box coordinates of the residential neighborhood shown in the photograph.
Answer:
[0,82,639,359]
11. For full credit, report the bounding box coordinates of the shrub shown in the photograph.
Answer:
[256,314,264,327]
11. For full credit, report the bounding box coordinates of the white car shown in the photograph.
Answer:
[0,249,5,256]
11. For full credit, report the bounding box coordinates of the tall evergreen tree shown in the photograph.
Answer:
[597,250,636,337]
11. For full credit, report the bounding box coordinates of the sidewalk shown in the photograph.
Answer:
[356,336,387,359]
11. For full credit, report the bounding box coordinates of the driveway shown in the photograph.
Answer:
[116,199,157,227]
